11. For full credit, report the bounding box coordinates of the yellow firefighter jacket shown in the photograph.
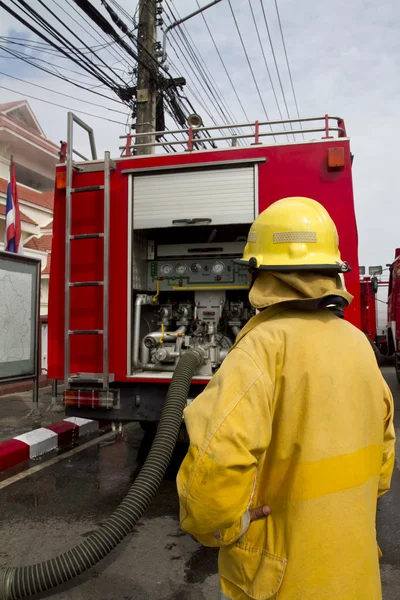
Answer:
[177,272,395,600]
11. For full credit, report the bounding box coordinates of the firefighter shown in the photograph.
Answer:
[177,197,395,600]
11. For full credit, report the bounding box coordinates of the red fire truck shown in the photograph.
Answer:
[48,113,360,424]
[360,277,377,344]
[387,249,400,380]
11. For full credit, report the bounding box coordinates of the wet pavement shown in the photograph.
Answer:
[0,385,64,444]
[0,366,399,599]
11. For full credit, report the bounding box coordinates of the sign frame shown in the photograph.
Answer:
[0,250,41,386]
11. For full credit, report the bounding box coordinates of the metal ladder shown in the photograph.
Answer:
[64,112,114,391]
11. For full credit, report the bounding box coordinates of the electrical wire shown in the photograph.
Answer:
[164,1,236,130]
[169,0,244,136]
[62,0,133,68]
[194,0,250,124]
[107,0,138,27]
[2,0,125,94]
[0,84,128,124]
[227,0,273,126]
[0,71,128,114]
[247,0,289,141]
[12,0,128,90]
[130,0,226,144]
[0,33,123,57]
[258,0,292,123]
[0,45,125,105]
[274,0,303,127]
[35,0,128,85]
[0,37,127,72]
[164,2,241,141]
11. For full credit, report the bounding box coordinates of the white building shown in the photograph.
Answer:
[0,100,59,318]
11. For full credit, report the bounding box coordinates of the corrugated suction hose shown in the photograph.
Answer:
[0,349,203,599]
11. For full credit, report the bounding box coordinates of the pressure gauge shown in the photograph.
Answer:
[160,263,173,276]
[176,263,188,275]
[212,261,225,275]
[190,262,202,273]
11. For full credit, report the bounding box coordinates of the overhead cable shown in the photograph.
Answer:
[56,0,132,69]
[101,0,173,80]
[258,0,291,122]
[9,0,119,86]
[195,0,250,123]
[164,2,241,140]
[247,0,289,140]
[0,44,125,105]
[227,0,274,134]
[35,0,128,85]
[274,0,302,123]
[169,0,243,135]
[0,37,127,72]
[0,71,128,114]
[2,0,125,95]
[0,84,127,124]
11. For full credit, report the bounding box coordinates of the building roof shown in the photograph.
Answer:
[24,234,53,252]
[0,99,59,155]
[0,178,54,210]
[0,203,38,225]
[0,101,25,112]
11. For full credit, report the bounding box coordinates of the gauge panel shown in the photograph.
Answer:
[148,258,248,290]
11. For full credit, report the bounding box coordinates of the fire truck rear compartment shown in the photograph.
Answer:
[129,224,253,381]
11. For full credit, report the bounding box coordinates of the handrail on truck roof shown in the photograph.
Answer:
[119,114,346,156]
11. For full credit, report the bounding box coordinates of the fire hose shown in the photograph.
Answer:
[0,349,203,599]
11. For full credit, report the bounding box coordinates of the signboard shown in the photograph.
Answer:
[0,251,40,384]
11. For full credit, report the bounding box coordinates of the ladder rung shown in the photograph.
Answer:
[71,185,104,193]
[70,233,104,240]
[68,330,103,335]
[69,282,104,288]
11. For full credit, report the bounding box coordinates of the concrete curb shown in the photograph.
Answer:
[0,417,102,473]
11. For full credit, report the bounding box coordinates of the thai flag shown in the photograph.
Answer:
[5,160,23,254]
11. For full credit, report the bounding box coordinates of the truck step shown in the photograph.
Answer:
[68,330,104,335]
[69,281,104,287]
[69,233,104,240]
[71,185,104,193]
[68,372,115,384]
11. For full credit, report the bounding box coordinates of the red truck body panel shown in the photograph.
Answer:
[387,249,400,353]
[48,139,360,382]
[360,277,377,342]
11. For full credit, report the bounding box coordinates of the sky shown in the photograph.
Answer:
[0,0,399,269]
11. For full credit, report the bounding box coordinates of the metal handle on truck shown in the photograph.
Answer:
[172,218,212,225]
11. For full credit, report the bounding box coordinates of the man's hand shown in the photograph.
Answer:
[249,505,271,522]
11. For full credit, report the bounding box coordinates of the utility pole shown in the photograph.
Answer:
[136,0,157,155]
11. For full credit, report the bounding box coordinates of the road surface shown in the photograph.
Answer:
[0,366,399,599]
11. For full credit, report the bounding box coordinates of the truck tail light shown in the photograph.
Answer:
[63,389,119,409]
[327,147,345,168]
[56,170,66,189]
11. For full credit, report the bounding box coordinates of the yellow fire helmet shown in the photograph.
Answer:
[237,197,350,272]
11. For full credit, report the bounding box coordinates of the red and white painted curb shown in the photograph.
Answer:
[0,417,101,473]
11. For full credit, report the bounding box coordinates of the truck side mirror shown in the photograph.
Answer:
[371,276,378,294]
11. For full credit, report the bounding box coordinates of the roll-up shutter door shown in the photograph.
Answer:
[133,166,255,229]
